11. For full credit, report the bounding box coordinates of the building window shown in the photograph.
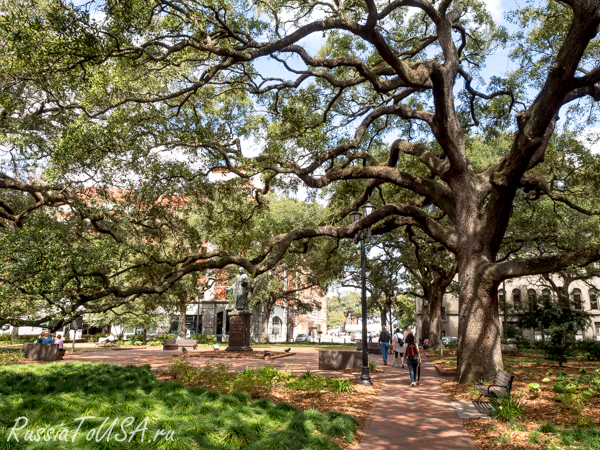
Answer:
[442,330,446,337]
[498,289,505,306]
[272,317,282,336]
[590,291,598,310]
[572,289,582,309]
[576,330,584,341]
[534,331,543,341]
[512,289,522,309]
[441,307,447,321]
[527,289,537,308]
[542,288,552,308]
[596,323,600,341]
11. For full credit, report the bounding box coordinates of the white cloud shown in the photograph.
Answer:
[485,0,505,21]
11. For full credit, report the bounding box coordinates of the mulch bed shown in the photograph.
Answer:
[174,350,295,360]
[438,355,600,449]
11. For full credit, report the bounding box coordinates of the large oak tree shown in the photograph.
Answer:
[2,0,600,382]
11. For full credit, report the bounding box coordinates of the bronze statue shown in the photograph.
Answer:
[228,267,249,311]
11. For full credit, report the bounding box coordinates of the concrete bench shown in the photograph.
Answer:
[23,343,61,361]
[163,339,197,351]
[355,342,392,354]
[501,344,518,353]
[319,350,363,370]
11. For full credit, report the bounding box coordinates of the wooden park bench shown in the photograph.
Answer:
[94,338,116,348]
[475,369,515,405]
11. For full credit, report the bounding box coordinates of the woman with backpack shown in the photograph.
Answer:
[392,327,405,368]
[403,333,421,386]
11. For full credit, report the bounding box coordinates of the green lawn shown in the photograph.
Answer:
[0,362,358,449]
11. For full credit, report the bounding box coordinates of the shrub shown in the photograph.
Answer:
[544,333,577,367]
[0,349,23,365]
[197,334,217,343]
[514,335,533,350]
[489,393,525,422]
[578,340,600,361]
[332,377,354,394]
[232,369,272,398]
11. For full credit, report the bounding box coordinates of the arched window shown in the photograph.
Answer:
[590,290,598,310]
[512,289,522,309]
[572,289,582,309]
[542,288,552,308]
[498,289,505,306]
[272,317,282,336]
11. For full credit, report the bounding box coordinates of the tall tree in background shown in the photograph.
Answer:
[2,0,600,382]
[378,227,456,349]
[327,292,362,330]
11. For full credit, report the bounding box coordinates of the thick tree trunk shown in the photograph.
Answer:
[428,289,444,349]
[456,255,503,383]
[420,297,430,344]
[260,300,275,343]
[178,302,187,337]
[429,302,441,349]
[11,326,18,340]
[260,307,269,343]
[380,304,388,330]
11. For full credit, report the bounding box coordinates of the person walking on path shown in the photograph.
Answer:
[368,331,373,343]
[378,326,392,365]
[403,333,421,386]
[392,327,405,368]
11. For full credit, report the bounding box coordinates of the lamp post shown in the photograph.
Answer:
[350,199,375,386]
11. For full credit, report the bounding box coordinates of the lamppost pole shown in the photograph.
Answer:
[359,232,372,386]
[351,198,375,387]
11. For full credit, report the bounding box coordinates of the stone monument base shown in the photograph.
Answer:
[226,311,253,352]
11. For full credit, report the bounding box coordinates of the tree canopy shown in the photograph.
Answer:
[2,0,600,381]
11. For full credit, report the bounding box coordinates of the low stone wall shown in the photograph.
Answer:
[23,343,60,361]
[318,350,363,370]
[355,342,393,354]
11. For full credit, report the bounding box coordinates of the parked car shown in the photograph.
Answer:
[442,336,458,346]
[351,332,363,342]
[295,334,313,342]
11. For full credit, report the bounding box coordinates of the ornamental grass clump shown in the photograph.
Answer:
[489,393,526,422]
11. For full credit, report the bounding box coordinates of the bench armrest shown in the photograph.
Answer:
[486,384,509,394]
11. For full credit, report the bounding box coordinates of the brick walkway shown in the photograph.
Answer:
[60,347,477,449]
[357,354,477,450]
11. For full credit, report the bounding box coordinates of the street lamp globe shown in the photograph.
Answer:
[363,201,375,217]
[350,209,362,223]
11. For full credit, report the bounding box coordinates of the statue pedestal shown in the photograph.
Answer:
[226,311,253,352]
